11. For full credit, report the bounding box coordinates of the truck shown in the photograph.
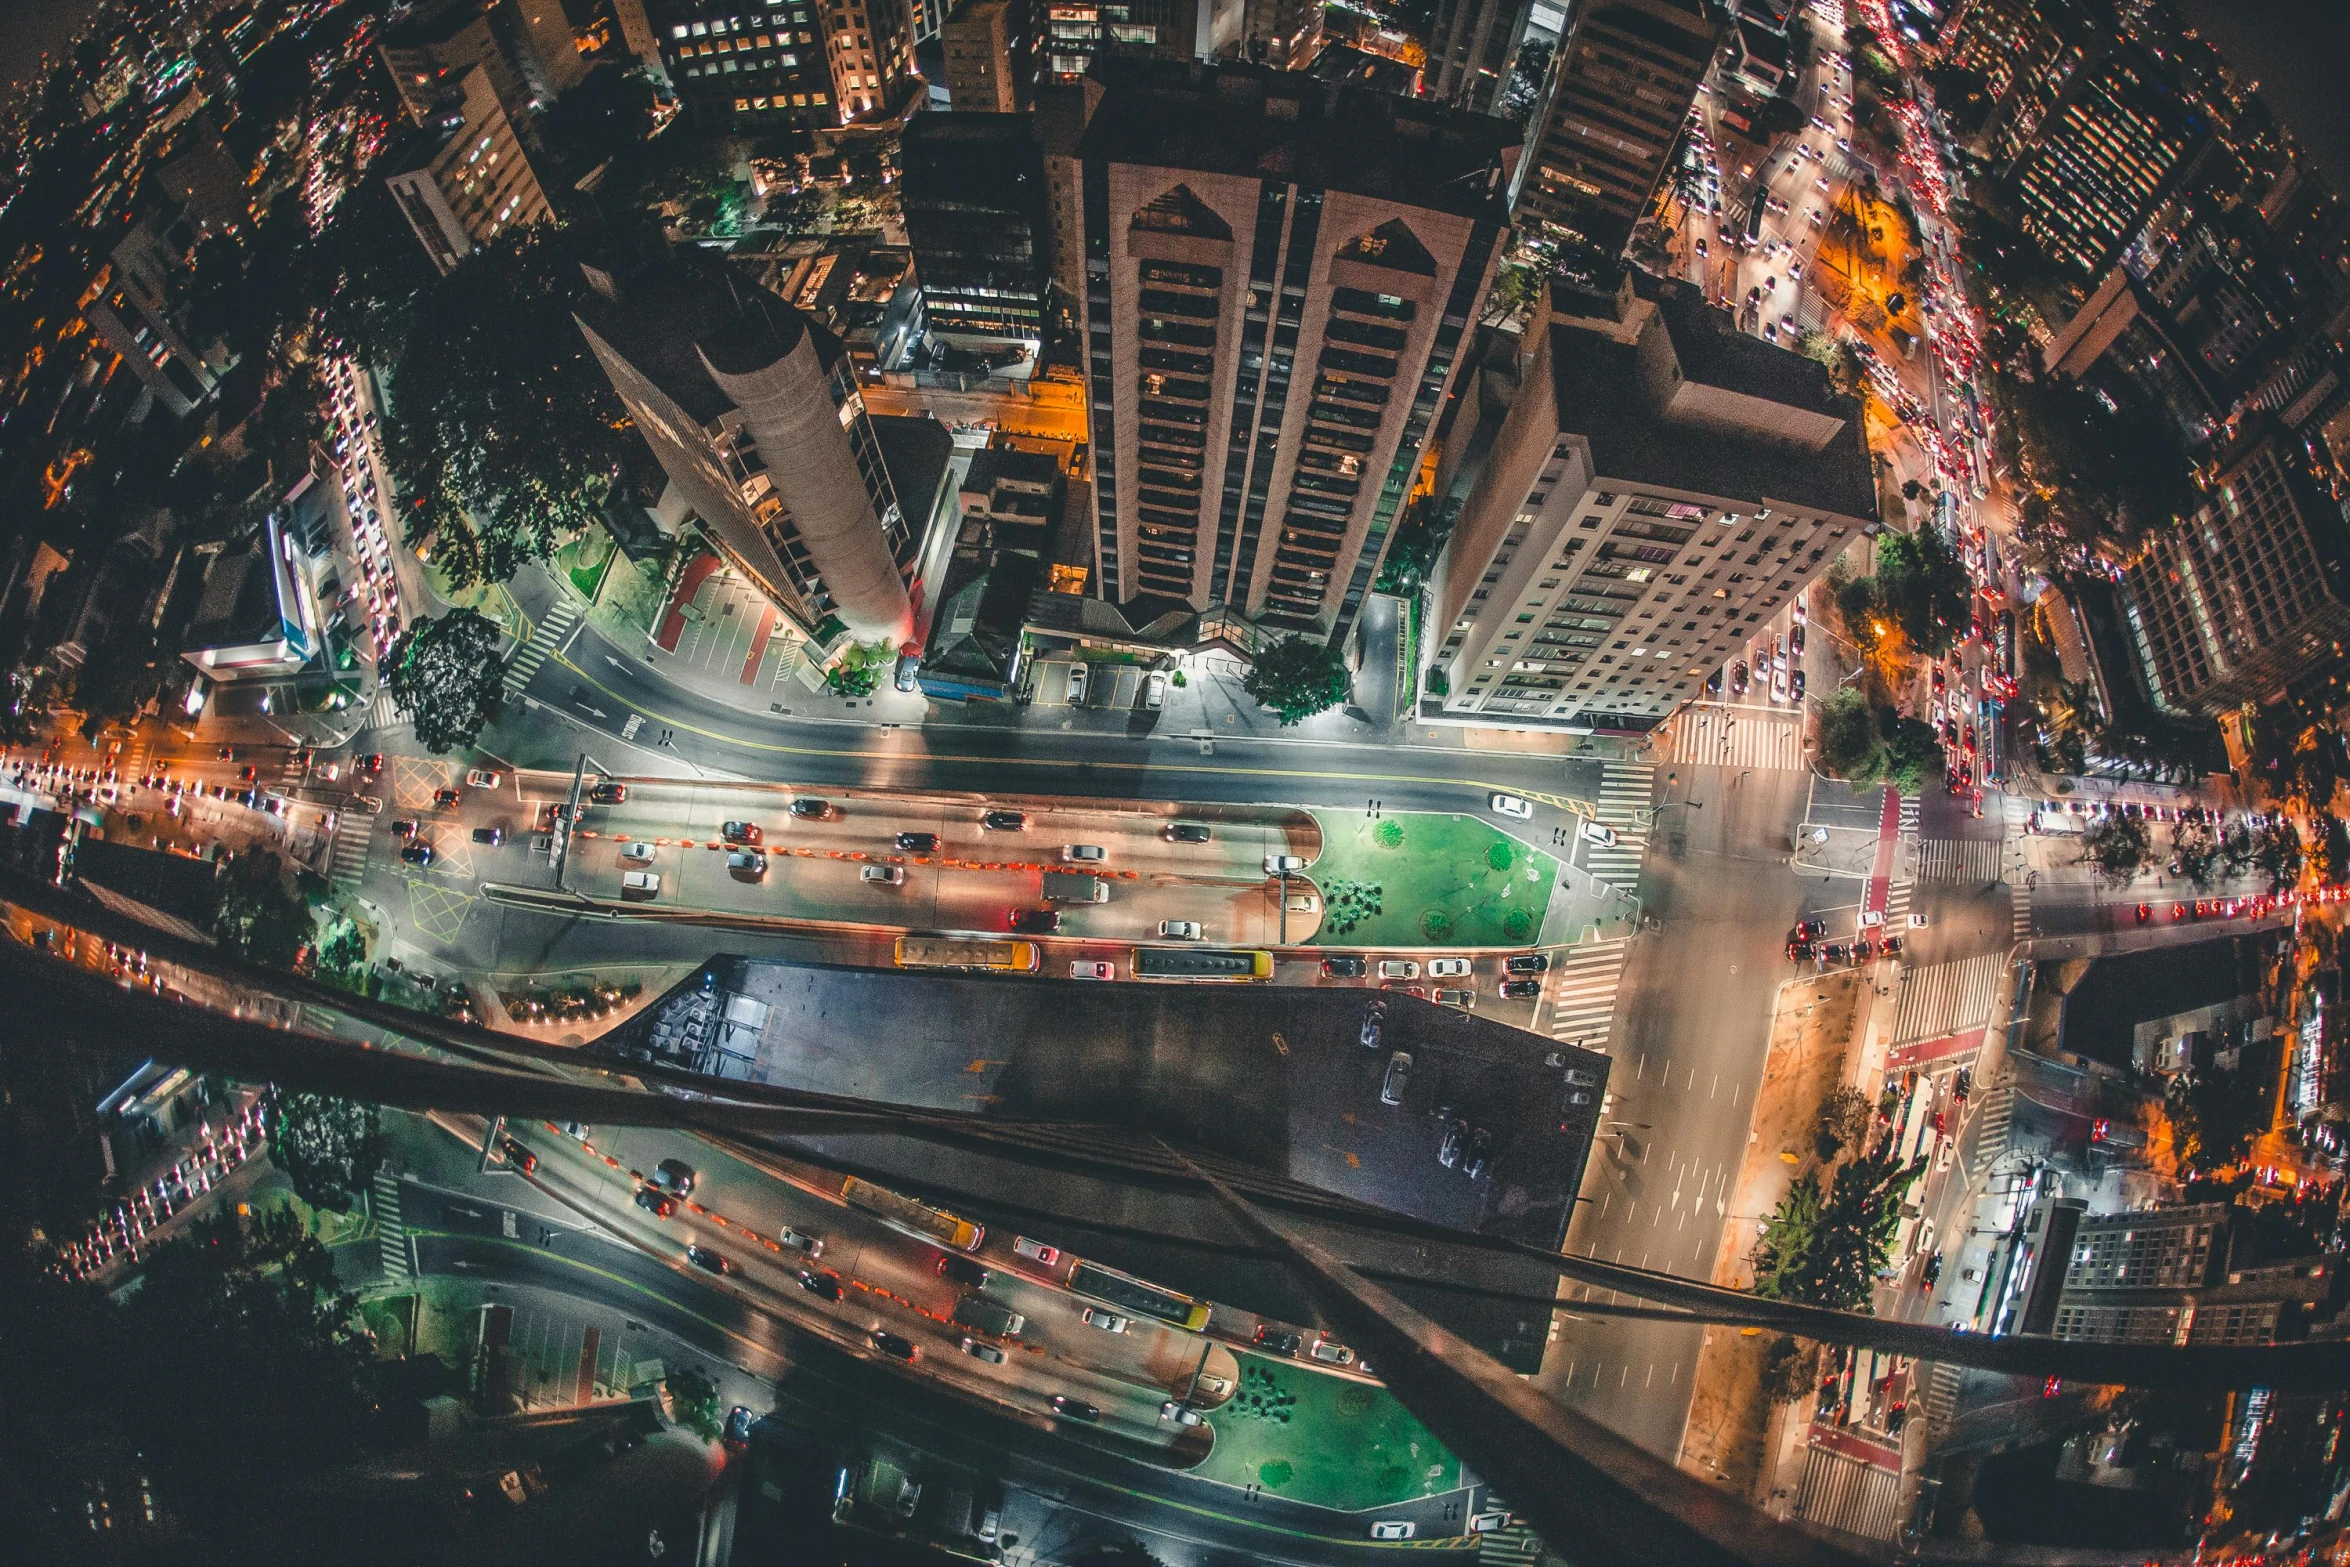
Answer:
[1041,872,1109,904]
[950,1293,1027,1338]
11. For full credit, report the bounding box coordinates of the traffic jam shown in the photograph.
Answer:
[54,1094,270,1282]
[323,356,408,663]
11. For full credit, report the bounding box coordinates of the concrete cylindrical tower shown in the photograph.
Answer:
[700,330,914,645]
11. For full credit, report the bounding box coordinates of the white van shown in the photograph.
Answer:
[621,870,661,899]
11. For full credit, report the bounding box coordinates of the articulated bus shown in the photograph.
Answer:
[893,935,1041,973]
[1068,1259,1212,1331]
[1129,946,1274,982]
[840,1176,985,1252]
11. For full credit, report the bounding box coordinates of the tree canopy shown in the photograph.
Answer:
[2078,813,2151,886]
[384,608,507,754]
[1816,687,1945,792]
[268,1092,384,1212]
[1242,636,1353,725]
[1751,1146,1926,1311]
[1871,526,1970,659]
[213,845,316,969]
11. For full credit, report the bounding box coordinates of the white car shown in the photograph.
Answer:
[1158,920,1203,940]
[1143,672,1166,709]
[1427,958,1472,979]
[1065,664,1088,704]
[1578,818,1619,849]
[859,864,904,885]
[1488,792,1533,820]
[1013,1235,1061,1266]
[465,768,502,789]
[620,841,657,863]
[1370,1521,1417,1541]
[1070,960,1115,980]
[1062,844,1106,862]
[1082,1307,1132,1334]
[1265,854,1306,874]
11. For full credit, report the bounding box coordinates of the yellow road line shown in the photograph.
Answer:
[546,649,1598,814]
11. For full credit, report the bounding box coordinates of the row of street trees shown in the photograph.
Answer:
[2077,811,2328,893]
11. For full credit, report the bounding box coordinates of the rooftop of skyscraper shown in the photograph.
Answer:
[574,246,840,425]
[1077,55,1520,223]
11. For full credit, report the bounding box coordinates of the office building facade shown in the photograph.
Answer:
[901,114,1049,342]
[383,65,554,274]
[645,0,916,125]
[86,206,221,418]
[1514,0,1720,258]
[2050,1203,2342,1346]
[1429,277,1874,730]
[2006,39,2205,280]
[2119,431,2350,717]
[1076,59,1513,641]
[942,0,1032,110]
[381,1,538,128]
[575,251,918,643]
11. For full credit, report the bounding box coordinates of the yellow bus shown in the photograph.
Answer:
[1129,947,1274,982]
[1068,1259,1212,1331]
[841,1176,985,1252]
[893,935,1041,973]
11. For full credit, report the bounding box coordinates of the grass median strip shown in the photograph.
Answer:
[1307,810,1556,947]
[1194,1350,1461,1510]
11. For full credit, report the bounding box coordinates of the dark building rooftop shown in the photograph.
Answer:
[1078,55,1518,224]
[2056,933,2278,1069]
[1545,276,1878,521]
[867,413,953,526]
[574,248,838,427]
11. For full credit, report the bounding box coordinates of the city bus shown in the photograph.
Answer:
[1128,947,1274,982]
[893,935,1041,973]
[840,1177,985,1252]
[1068,1259,1212,1331]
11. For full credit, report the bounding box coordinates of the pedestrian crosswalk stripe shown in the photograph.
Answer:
[1583,762,1655,892]
[2011,879,2033,939]
[373,1169,410,1281]
[1899,796,1921,836]
[1543,936,1631,1052]
[502,598,582,698]
[1915,838,2004,882]
[1883,879,1911,930]
[366,689,403,733]
[1890,952,2005,1045]
[1658,702,1804,770]
[328,812,374,889]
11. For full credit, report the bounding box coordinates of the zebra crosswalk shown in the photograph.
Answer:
[1658,702,1805,770]
[1890,952,2005,1045]
[365,688,403,733]
[1542,936,1631,1052]
[1471,1526,1555,1566]
[1968,1084,2016,1179]
[372,1169,410,1281]
[502,598,582,698]
[1914,837,2005,882]
[1898,795,1921,837]
[2011,878,2033,938]
[1883,878,1911,930]
[1584,762,1654,888]
[327,812,374,889]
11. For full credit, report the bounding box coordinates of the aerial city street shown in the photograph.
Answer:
[5,0,2350,1564]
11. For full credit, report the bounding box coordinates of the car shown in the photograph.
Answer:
[465,768,502,789]
[870,1330,920,1363]
[635,1186,678,1218]
[239,764,259,783]
[392,818,418,839]
[1488,792,1534,820]
[1358,1002,1386,1049]
[498,1136,536,1173]
[1010,908,1061,934]
[621,841,657,863]
[1160,1399,1203,1426]
[860,863,904,885]
[721,821,763,845]
[724,1405,755,1446]
[1380,1050,1412,1106]
[358,753,385,776]
[1070,960,1116,980]
[1433,988,1475,1010]
[1049,1395,1099,1422]
[1065,664,1088,704]
[894,654,920,693]
[775,1227,823,1256]
[650,1158,696,1195]
[895,831,939,852]
[981,810,1028,832]
[589,782,628,805]
[963,1336,1008,1364]
[1062,844,1106,862]
[1790,624,1806,655]
[471,826,505,846]
[1438,1118,1467,1168]
[399,842,435,867]
[432,787,461,808]
[1013,1235,1062,1267]
[728,849,769,878]
[1791,669,1806,701]
[621,870,662,898]
[1505,953,1550,975]
[1264,854,1307,875]
[1731,660,1749,695]
[789,798,835,820]
[1579,819,1619,848]
[1143,672,1167,709]
[1500,979,1542,1000]
[1692,236,1708,258]
[1308,1338,1355,1366]
[1158,919,1202,940]
[1428,958,1471,979]
[1366,1518,1416,1541]
[1164,822,1211,843]
[1253,1323,1304,1356]
[1322,955,1369,978]
[1772,663,1790,702]
[1083,1306,1132,1333]
[686,1244,732,1275]
[797,1268,845,1301]
[937,1253,990,1289]
[1377,959,1420,980]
